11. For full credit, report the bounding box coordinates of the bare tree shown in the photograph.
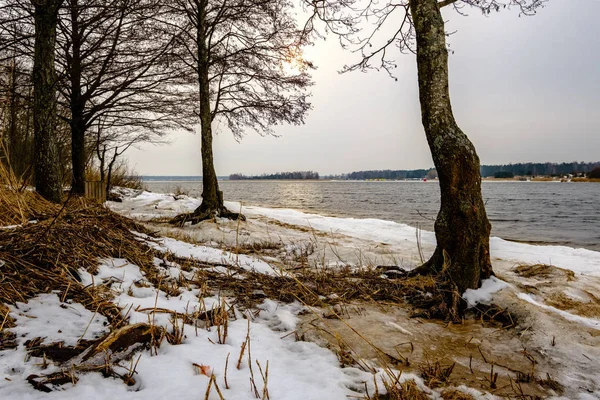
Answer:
[305,0,545,314]
[168,0,313,224]
[1,0,193,194]
[93,117,165,198]
[56,0,192,195]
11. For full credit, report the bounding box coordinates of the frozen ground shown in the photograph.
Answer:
[1,188,599,399]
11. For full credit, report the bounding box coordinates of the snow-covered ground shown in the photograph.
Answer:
[2,188,600,399]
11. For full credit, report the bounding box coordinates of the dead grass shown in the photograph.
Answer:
[365,379,429,400]
[0,158,59,226]
[0,302,17,350]
[572,178,600,183]
[419,360,455,388]
[513,264,575,281]
[234,239,284,255]
[0,197,157,325]
[440,388,475,400]
[546,292,600,318]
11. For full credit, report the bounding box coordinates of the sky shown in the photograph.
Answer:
[126,1,600,176]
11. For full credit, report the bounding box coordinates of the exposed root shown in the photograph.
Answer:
[170,207,246,226]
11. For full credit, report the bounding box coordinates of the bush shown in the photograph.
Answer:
[588,167,600,179]
[494,171,514,179]
[86,160,144,192]
[109,163,144,190]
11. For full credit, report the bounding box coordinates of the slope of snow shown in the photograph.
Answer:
[139,233,283,276]
[1,260,386,400]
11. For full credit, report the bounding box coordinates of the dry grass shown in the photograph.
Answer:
[0,302,17,350]
[546,292,600,318]
[366,379,429,400]
[234,239,284,255]
[419,360,455,388]
[157,258,440,311]
[513,264,575,281]
[572,178,600,183]
[530,177,555,182]
[0,159,59,226]
[0,197,157,325]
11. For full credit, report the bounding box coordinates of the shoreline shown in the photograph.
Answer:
[138,183,600,252]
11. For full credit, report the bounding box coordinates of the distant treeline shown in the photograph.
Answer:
[227,162,600,181]
[327,169,433,180]
[479,162,600,177]
[229,171,320,180]
[323,162,600,180]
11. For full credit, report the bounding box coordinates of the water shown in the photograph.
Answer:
[143,180,600,251]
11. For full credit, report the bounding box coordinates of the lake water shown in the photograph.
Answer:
[143,180,600,251]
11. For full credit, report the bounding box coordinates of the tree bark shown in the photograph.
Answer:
[410,0,493,294]
[32,0,64,203]
[69,0,86,195]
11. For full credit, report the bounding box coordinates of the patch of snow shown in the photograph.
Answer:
[229,202,436,247]
[463,277,509,308]
[141,234,284,276]
[490,237,600,277]
[8,293,108,346]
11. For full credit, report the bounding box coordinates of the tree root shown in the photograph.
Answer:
[170,207,246,226]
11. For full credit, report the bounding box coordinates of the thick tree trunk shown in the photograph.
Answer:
[32,0,63,203]
[410,0,493,294]
[70,0,86,195]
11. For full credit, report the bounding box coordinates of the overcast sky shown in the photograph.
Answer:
[126,1,600,176]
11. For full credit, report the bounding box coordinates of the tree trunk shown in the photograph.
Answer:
[106,148,117,199]
[196,0,222,215]
[69,0,86,195]
[7,58,21,176]
[32,0,63,203]
[170,2,243,225]
[410,0,493,294]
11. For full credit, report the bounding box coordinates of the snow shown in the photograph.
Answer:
[463,277,509,308]
[139,233,284,276]
[236,203,600,277]
[517,293,600,330]
[111,190,600,277]
[233,202,437,247]
[8,293,108,346]
[5,187,587,398]
[1,275,381,400]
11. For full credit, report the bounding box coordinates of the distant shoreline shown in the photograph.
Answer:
[142,177,600,183]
